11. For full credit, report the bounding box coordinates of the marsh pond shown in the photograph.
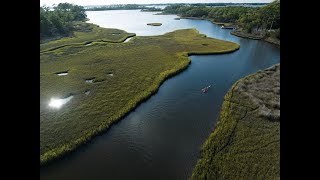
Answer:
[40,10,279,180]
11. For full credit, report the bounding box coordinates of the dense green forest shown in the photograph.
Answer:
[163,0,279,37]
[40,3,87,41]
[182,3,267,7]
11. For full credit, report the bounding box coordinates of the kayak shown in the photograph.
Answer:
[201,85,211,93]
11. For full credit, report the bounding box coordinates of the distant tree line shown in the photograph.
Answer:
[141,7,162,12]
[86,4,144,11]
[40,3,87,40]
[163,5,255,22]
[186,3,267,7]
[163,0,279,38]
[85,4,162,12]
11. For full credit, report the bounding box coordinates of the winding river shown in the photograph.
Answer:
[40,10,280,180]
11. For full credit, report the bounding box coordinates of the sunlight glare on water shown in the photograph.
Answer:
[57,72,68,76]
[48,96,73,109]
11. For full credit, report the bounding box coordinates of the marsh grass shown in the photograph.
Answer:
[40,22,136,52]
[40,26,240,165]
[191,64,280,179]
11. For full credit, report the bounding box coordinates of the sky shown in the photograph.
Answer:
[40,0,272,6]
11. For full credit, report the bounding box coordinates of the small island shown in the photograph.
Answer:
[147,23,162,26]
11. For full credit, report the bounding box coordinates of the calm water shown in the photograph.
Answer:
[40,10,280,180]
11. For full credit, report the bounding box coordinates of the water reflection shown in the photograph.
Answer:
[57,72,68,76]
[85,79,94,83]
[48,96,73,109]
[124,37,133,43]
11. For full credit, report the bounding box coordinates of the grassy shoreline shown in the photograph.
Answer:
[41,56,190,166]
[231,30,280,46]
[264,36,280,46]
[230,30,263,40]
[40,25,240,166]
[191,64,280,179]
[40,33,136,54]
[40,22,136,52]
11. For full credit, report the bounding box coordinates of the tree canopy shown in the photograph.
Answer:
[163,0,280,35]
[40,3,87,40]
[85,4,144,11]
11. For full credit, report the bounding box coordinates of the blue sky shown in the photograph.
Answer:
[40,0,272,6]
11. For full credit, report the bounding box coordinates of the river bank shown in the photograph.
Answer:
[191,64,280,179]
[231,30,280,46]
[156,12,280,47]
[194,17,280,46]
